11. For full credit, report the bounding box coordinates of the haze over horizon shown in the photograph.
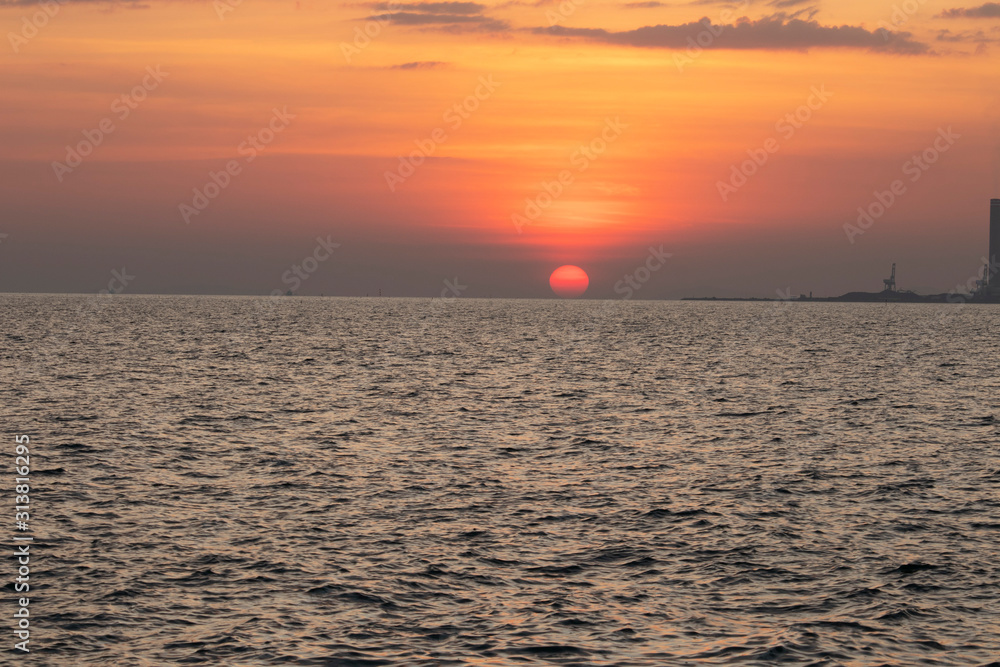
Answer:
[2,0,999,298]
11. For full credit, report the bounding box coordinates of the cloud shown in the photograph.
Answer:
[366,1,485,14]
[0,0,147,5]
[624,2,667,8]
[390,60,449,68]
[366,11,508,29]
[938,3,1000,18]
[768,0,815,8]
[368,11,484,23]
[936,28,999,42]
[531,14,930,54]
[360,0,507,30]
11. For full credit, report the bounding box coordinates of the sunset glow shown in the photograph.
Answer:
[1,1,998,297]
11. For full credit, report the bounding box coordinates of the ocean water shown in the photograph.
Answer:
[4,294,1000,666]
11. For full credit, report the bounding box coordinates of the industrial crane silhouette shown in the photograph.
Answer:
[976,261,990,295]
[883,263,896,293]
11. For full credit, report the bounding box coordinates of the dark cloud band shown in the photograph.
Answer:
[531,15,929,54]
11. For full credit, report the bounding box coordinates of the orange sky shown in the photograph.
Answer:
[1,0,999,297]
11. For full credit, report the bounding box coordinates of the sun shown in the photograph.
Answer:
[549,265,589,299]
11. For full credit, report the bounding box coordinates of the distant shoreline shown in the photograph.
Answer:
[683,291,1000,304]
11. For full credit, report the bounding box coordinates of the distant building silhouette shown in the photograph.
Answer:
[991,199,1000,292]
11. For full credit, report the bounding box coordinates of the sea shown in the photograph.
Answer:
[3,294,1000,666]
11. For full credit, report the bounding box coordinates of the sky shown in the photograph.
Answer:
[1,0,999,298]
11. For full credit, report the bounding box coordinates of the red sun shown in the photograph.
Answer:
[549,265,589,298]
